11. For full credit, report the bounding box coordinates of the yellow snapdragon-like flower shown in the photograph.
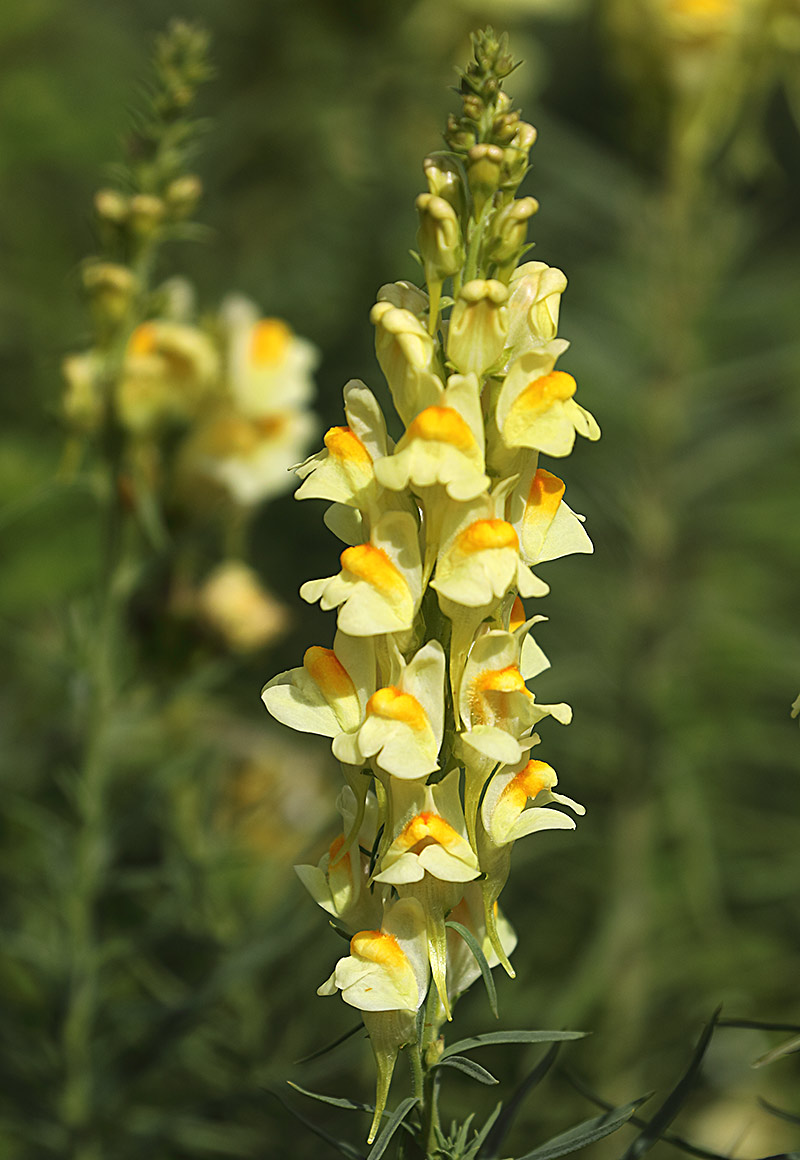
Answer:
[496,342,600,457]
[300,510,423,637]
[338,640,446,779]
[263,32,596,1137]
[318,896,430,1143]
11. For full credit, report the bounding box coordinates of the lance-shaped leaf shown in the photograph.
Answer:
[517,1095,650,1160]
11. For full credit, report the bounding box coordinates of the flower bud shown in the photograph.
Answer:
[466,143,504,217]
[487,197,539,269]
[415,193,464,281]
[492,110,521,144]
[94,188,129,225]
[82,261,138,326]
[500,122,537,191]
[165,173,202,218]
[506,261,568,356]
[423,154,466,218]
[61,351,104,432]
[370,300,441,426]
[128,193,166,235]
[447,279,509,377]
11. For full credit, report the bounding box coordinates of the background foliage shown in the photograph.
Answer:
[1,1,799,1157]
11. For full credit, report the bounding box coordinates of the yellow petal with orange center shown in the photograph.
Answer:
[456,519,518,555]
[366,686,427,730]
[512,371,576,418]
[340,543,407,598]
[324,425,373,465]
[250,318,291,366]
[477,665,528,694]
[527,469,565,518]
[499,759,556,813]
[405,406,475,451]
[304,645,358,702]
[395,811,462,853]
[350,930,407,971]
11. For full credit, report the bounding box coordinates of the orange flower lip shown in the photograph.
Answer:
[249,318,291,366]
[528,468,565,513]
[477,664,528,694]
[350,929,406,969]
[340,543,407,597]
[394,811,461,853]
[128,322,157,356]
[509,596,526,632]
[303,645,357,701]
[366,686,427,730]
[501,759,556,811]
[324,425,373,465]
[457,518,518,554]
[405,406,475,451]
[514,370,576,415]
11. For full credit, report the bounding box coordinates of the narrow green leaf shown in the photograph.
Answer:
[367,1096,419,1160]
[621,1007,722,1160]
[266,1090,363,1160]
[441,1030,586,1060]
[718,1018,800,1034]
[480,1043,561,1159]
[517,1096,651,1160]
[287,1080,373,1113]
[446,920,499,1018]
[753,1034,800,1068]
[563,1069,731,1160]
[471,1103,504,1159]
[294,1023,365,1065]
[433,1055,500,1085]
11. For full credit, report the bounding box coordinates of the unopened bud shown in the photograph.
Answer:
[492,111,521,145]
[466,144,504,217]
[500,123,538,191]
[82,261,138,326]
[446,279,509,377]
[416,193,464,281]
[165,174,202,218]
[488,197,539,268]
[423,154,466,217]
[462,94,483,122]
[505,261,568,359]
[61,351,104,432]
[129,193,166,235]
[94,188,129,225]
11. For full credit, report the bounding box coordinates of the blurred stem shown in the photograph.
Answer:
[61,417,128,1160]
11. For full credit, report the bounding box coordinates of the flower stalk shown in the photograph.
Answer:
[263,28,599,1146]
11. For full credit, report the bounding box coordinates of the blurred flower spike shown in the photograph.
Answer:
[262,27,598,1140]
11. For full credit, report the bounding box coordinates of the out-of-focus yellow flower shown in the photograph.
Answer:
[61,351,105,432]
[116,320,219,433]
[181,299,319,506]
[196,560,288,652]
